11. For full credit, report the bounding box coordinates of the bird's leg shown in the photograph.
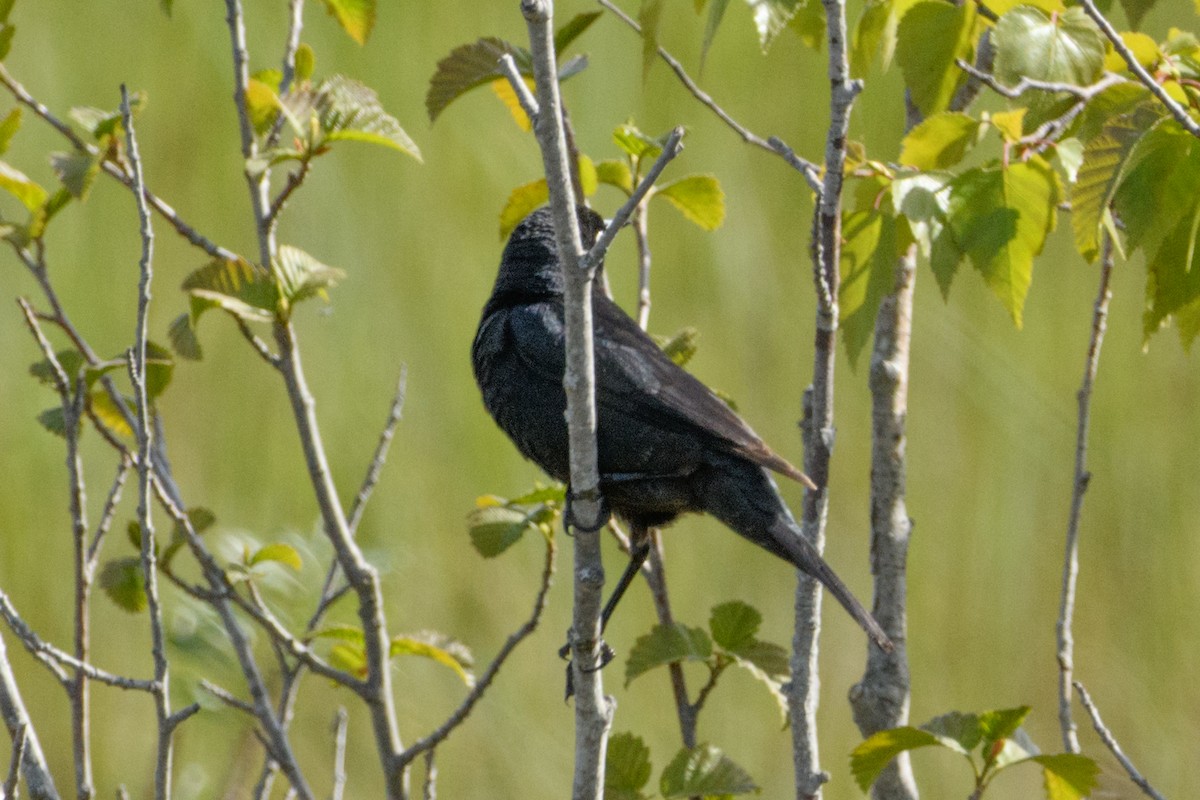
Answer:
[600,527,651,634]
[563,485,610,534]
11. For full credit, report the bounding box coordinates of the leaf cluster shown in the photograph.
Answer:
[605,732,759,800]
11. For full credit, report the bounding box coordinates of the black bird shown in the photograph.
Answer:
[472,206,891,652]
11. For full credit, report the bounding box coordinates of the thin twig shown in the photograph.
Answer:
[498,54,540,123]
[955,59,1124,101]
[235,318,281,367]
[0,635,58,800]
[331,708,349,800]
[633,205,653,329]
[596,0,823,193]
[1074,682,1167,800]
[348,366,409,534]
[87,456,132,569]
[265,0,306,150]
[422,750,437,800]
[1077,0,1200,139]
[199,680,258,716]
[1057,232,1114,753]
[3,723,25,800]
[397,536,556,768]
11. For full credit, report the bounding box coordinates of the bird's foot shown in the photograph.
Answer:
[563,487,610,534]
[560,632,616,700]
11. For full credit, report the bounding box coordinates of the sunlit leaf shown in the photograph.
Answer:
[283,75,420,160]
[100,557,147,613]
[841,177,910,365]
[746,0,802,52]
[467,505,537,557]
[0,107,20,156]
[625,623,711,685]
[316,0,375,45]
[896,0,977,116]
[850,727,946,790]
[613,122,663,160]
[899,111,981,170]
[273,245,345,310]
[605,732,652,800]
[391,631,475,687]
[0,160,46,211]
[183,257,278,323]
[596,159,634,194]
[248,543,303,571]
[491,76,533,131]
[892,171,953,260]
[655,175,725,230]
[659,744,757,798]
[1035,754,1100,800]
[988,109,1026,142]
[245,78,282,135]
[657,327,699,366]
[294,43,316,84]
[499,179,549,240]
[90,389,134,440]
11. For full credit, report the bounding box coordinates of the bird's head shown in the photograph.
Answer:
[493,206,607,299]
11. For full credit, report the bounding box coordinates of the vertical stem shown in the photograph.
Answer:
[645,534,696,747]
[1057,232,1115,753]
[634,201,652,330]
[66,380,93,800]
[792,0,861,793]
[849,246,918,800]
[0,633,59,800]
[520,1,611,798]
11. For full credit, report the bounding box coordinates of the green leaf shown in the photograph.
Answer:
[709,600,762,651]
[312,624,365,645]
[100,557,147,613]
[596,159,634,194]
[892,171,953,260]
[1053,137,1084,182]
[746,0,802,52]
[578,154,598,198]
[657,327,700,366]
[467,505,537,557]
[1071,105,1150,262]
[283,75,420,161]
[1034,754,1100,800]
[841,178,908,365]
[700,0,732,68]
[294,43,316,84]
[656,175,725,230]
[789,0,826,49]
[605,732,653,800]
[37,407,66,438]
[248,543,303,571]
[0,107,20,156]
[625,623,711,685]
[639,0,664,78]
[491,76,534,131]
[895,0,977,116]
[0,160,46,211]
[1117,0,1154,30]
[659,744,758,798]
[0,24,14,62]
[245,78,282,135]
[329,642,367,676]
[613,122,663,160]
[556,11,603,52]
[506,483,566,506]
[143,341,174,401]
[49,151,101,200]
[850,727,946,790]
[1071,81,1150,145]
[993,6,1105,128]
[500,179,550,240]
[168,313,203,361]
[273,245,345,310]
[900,112,981,170]
[945,158,1060,327]
[29,349,85,388]
[182,257,279,323]
[390,631,475,687]
[426,38,530,124]
[0,0,13,25]
[920,710,983,753]
[90,390,134,440]
[317,0,375,45]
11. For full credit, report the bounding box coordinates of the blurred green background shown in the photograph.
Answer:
[0,1,1196,798]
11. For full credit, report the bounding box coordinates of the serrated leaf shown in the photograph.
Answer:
[274,245,345,310]
[50,151,100,200]
[596,159,634,194]
[248,543,303,571]
[659,744,757,798]
[0,107,20,156]
[391,631,475,687]
[245,78,282,136]
[989,726,1040,769]
[90,390,134,440]
[896,0,977,116]
[183,257,278,323]
[746,0,802,52]
[294,43,316,83]
[658,327,699,366]
[491,77,533,131]
[656,175,725,230]
[920,710,983,753]
[605,732,652,800]
[283,75,420,161]
[0,160,46,211]
[945,158,1060,327]
[317,0,375,45]
[37,406,66,437]
[993,6,1105,129]
[467,505,537,557]
[500,179,550,240]
[709,600,762,651]
[100,558,147,613]
[426,38,530,124]
[850,727,945,790]
[556,11,603,52]
[893,171,952,260]
[900,112,981,170]
[625,623,711,685]
[1034,754,1100,799]
[168,313,202,360]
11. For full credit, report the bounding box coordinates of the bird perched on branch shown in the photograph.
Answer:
[472,206,891,653]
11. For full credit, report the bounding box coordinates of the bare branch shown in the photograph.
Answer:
[1076,0,1200,139]
[422,750,437,800]
[3,724,26,800]
[0,634,59,800]
[596,0,823,193]
[348,365,409,534]
[331,709,349,800]
[1057,233,1115,752]
[1074,682,1167,800]
[198,680,258,716]
[88,456,132,569]
[955,59,1125,101]
[398,536,556,767]
[498,54,541,123]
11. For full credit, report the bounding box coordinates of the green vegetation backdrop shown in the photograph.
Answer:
[0,1,1195,797]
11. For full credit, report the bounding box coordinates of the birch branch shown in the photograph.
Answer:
[0,634,59,800]
[1074,681,1167,800]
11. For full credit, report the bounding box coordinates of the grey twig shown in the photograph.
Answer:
[0,634,58,800]
[521,2,613,797]
[955,59,1125,101]
[595,0,823,193]
[1074,682,1166,800]
[632,205,653,329]
[265,0,307,150]
[792,0,863,794]
[0,64,239,262]
[87,456,132,568]
[123,83,177,800]
[331,708,349,800]
[422,750,437,800]
[1057,233,1114,753]
[234,318,281,367]
[3,724,26,800]
[199,680,258,716]
[348,366,409,534]
[397,536,556,767]
[498,53,541,123]
[583,127,684,275]
[1077,0,1200,139]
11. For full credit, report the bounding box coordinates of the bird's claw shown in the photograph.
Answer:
[560,636,616,700]
[563,488,610,534]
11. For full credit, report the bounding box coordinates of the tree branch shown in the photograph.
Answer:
[954,59,1124,101]
[1073,681,1166,800]
[0,634,59,800]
